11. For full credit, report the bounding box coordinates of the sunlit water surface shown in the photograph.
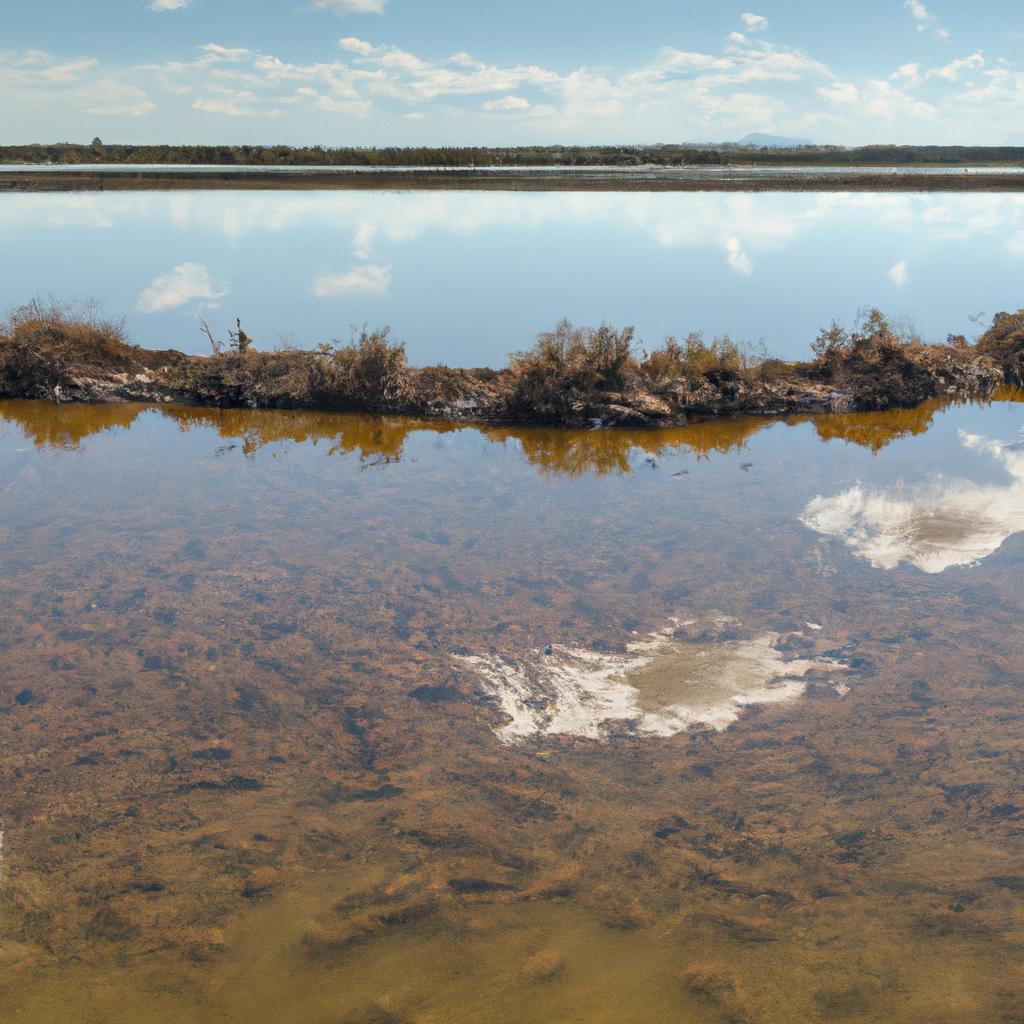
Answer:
[1,396,1024,1022]
[2,190,1024,364]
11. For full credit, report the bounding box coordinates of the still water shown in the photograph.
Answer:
[2,190,1024,364]
[1,395,1024,1022]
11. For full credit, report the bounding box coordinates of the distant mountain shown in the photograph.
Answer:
[735,132,814,149]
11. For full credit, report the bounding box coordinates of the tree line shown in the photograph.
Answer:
[3,142,1024,168]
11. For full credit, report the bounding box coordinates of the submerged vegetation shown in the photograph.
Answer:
[1,299,1022,428]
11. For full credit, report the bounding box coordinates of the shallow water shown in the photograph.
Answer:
[2,395,1024,1022]
[2,189,1024,364]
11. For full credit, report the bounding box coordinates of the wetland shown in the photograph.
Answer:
[2,394,1024,1022]
[3,187,1024,1022]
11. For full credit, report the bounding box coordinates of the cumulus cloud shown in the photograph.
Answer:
[888,259,908,286]
[741,13,769,31]
[149,0,190,9]
[137,262,228,313]
[482,95,530,111]
[312,264,392,297]
[929,51,985,82]
[801,430,1024,574]
[339,37,377,55]
[313,0,386,13]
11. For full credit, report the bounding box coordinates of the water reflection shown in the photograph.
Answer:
[802,426,1024,573]
[6,399,1008,475]
[3,392,1024,1023]
[3,190,1023,363]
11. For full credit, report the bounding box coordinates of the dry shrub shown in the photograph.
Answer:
[505,321,636,420]
[975,309,1024,384]
[318,327,411,408]
[1,297,138,370]
[639,331,766,382]
[811,308,922,364]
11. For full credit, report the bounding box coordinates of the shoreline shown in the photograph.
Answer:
[3,303,1022,431]
[4,168,1024,193]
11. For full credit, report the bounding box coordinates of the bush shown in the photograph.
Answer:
[811,308,922,364]
[504,321,637,420]
[639,332,764,382]
[509,321,636,389]
[319,327,411,407]
[2,297,134,368]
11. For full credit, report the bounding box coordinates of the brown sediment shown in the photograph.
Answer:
[2,393,1024,1024]
[4,168,1024,192]
[2,394,1024,1021]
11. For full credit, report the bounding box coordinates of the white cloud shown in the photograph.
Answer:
[892,62,920,81]
[929,51,985,82]
[84,78,155,116]
[741,13,769,31]
[138,263,228,313]
[200,43,250,62]
[888,259,908,286]
[313,0,386,13]
[149,0,190,10]
[904,0,950,40]
[339,37,377,55]
[905,0,930,25]
[819,82,859,104]
[312,264,392,297]
[482,95,530,112]
[725,237,753,274]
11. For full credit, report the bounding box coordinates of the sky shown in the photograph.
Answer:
[1,1,1024,147]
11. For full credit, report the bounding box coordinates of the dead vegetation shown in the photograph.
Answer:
[1,299,1020,426]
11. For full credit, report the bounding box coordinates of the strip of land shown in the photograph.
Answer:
[3,303,1023,428]
[4,168,1024,193]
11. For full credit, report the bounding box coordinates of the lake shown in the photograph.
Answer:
[2,389,1024,1022]
[2,190,1024,367]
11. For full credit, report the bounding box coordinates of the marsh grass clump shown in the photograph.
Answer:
[639,332,767,383]
[317,327,412,409]
[2,298,134,369]
[810,308,922,366]
[0,298,182,400]
[976,309,1024,384]
[505,321,637,420]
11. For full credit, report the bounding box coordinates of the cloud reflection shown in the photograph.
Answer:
[801,428,1024,573]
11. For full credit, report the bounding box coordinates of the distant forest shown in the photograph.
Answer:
[3,142,1024,167]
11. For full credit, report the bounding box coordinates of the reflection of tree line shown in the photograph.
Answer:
[2,394,1022,475]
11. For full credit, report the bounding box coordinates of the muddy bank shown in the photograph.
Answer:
[1,307,1022,429]
[4,168,1024,193]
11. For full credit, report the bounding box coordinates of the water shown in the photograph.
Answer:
[1,394,1024,1022]
[2,190,1023,366]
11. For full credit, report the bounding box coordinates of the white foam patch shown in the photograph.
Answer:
[457,626,844,743]
[801,429,1024,574]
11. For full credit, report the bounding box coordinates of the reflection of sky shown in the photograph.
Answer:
[802,428,1024,574]
[1,191,1022,364]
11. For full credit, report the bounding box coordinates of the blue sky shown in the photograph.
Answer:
[2,1,1023,146]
